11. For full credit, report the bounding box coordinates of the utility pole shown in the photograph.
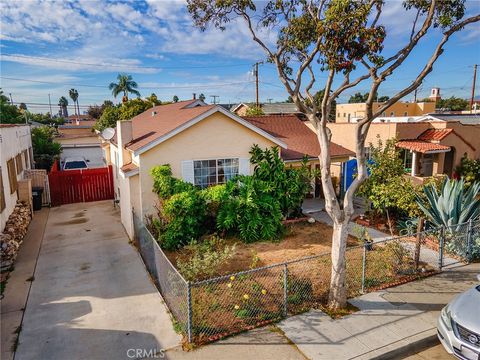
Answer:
[9,93,13,104]
[414,87,418,103]
[48,93,53,118]
[210,95,219,104]
[470,64,477,114]
[253,62,263,108]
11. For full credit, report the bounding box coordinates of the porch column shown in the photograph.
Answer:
[411,151,417,176]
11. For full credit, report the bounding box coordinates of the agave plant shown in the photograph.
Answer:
[416,177,480,228]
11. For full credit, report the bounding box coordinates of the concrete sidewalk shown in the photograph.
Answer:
[14,201,181,360]
[1,208,49,360]
[278,263,479,360]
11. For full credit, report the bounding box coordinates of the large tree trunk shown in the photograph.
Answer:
[328,220,349,309]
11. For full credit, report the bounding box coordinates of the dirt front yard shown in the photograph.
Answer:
[167,221,360,276]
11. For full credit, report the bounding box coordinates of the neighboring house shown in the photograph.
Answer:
[103,99,286,238]
[418,113,480,126]
[232,102,300,116]
[336,101,436,123]
[57,121,104,168]
[243,114,354,196]
[0,124,33,230]
[65,114,93,123]
[328,118,480,180]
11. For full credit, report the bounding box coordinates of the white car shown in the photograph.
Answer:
[438,274,480,359]
[62,157,89,171]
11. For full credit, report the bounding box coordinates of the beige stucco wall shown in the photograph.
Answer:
[137,112,277,218]
[233,104,249,116]
[328,122,434,152]
[57,136,101,146]
[58,127,94,136]
[1,125,32,231]
[335,102,436,123]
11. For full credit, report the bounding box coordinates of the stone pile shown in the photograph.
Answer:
[0,201,31,271]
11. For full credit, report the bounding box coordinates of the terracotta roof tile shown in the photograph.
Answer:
[243,114,354,160]
[417,128,453,141]
[126,100,216,151]
[396,140,450,153]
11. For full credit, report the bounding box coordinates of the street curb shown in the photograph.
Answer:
[370,333,439,360]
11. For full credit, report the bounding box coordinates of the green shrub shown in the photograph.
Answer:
[217,176,284,242]
[455,156,480,188]
[160,190,207,250]
[176,236,236,281]
[201,184,227,232]
[250,145,312,218]
[150,165,194,199]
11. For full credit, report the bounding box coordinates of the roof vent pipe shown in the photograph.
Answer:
[193,93,196,100]
[152,111,157,117]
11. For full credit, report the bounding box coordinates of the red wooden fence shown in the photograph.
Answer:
[48,166,114,206]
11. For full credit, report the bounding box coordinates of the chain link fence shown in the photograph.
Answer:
[133,214,479,345]
[133,213,189,335]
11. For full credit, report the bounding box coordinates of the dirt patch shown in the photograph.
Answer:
[55,218,88,225]
[166,221,359,276]
[73,212,86,218]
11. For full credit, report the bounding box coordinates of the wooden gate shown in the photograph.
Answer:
[48,166,114,206]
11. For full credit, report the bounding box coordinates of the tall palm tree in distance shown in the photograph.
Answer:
[58,96,69,118]
[69,88,79,120]
[109,74,141,103]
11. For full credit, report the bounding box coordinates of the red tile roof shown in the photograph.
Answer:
[417,128,453,141]
[243,115,354,160]
[396,140,450,153]
[125,100,216,151]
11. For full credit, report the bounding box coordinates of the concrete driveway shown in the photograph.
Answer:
[15,200,181,360]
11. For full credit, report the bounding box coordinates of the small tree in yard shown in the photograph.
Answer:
[358,138,420,233]
[187,0,479,309]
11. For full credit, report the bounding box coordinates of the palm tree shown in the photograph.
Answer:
[173,95,179,103]
[69,89,79,120]
[58,96,69,118]
[109,74,141,103]
[199,93,206,102]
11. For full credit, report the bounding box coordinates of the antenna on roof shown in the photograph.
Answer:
[210,95,219,104]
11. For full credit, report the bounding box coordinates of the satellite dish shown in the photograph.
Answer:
[101,127,115,140]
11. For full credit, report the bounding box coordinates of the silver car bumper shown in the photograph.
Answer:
[438,316,480,360]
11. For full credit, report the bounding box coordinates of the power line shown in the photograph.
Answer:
[0,53,254,70]
[0,76,255,90]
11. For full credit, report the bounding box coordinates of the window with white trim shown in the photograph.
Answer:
[194,158,239,188]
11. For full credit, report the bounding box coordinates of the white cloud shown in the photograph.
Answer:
[1,54,158,74]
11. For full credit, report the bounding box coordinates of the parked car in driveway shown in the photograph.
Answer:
[438,274,480,359]
[62,157,89,170]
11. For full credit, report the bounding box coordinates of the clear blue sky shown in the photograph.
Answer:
[1,1,479,114]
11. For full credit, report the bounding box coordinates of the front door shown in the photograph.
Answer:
[421,154,434,176]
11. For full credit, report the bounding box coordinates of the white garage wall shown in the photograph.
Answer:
[60,146,105,169]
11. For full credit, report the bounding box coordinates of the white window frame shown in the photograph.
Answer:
[193,157,240,188]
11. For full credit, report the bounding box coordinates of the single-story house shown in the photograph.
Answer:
[56,121,104,168]
[103,99,286,238]
[327,118,480,180]
[0,124,33,230]
[243,114,353,196]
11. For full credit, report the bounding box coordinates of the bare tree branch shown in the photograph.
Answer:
[373,13,480,120]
